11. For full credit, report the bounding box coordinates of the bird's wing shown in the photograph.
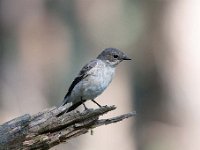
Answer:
[64,59,98,100]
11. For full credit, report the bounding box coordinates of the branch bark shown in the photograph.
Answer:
[0,105,135,150]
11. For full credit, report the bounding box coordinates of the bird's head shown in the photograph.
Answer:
[97,48,131,67]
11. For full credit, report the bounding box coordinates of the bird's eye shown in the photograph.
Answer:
[113,55,118,58]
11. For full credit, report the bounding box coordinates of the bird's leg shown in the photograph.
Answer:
[82,103,88,110]
[81,97,88,110]
[91,99,102,107]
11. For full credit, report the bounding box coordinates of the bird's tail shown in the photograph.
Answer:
[56,96,71,117]
[60,96,69,106]
[57,97,85,117]
[65,101,84,112]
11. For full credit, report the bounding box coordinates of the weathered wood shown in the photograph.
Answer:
[0,105,135,150]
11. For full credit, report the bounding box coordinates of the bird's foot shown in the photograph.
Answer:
[83,103,89,110]
[91,99,102,107]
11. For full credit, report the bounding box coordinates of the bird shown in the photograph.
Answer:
[60,48,131,113]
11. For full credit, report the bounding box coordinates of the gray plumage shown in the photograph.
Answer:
[61,48,131,112]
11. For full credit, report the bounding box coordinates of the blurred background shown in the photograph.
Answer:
[0,0,200,150]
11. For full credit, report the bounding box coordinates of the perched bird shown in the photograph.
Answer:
[60,48,131,113]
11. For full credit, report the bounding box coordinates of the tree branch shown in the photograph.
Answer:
[0,105,135,150]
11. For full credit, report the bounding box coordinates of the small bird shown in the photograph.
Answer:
[60,48,131,113]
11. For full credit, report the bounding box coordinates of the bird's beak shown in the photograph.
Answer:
[122,54,131,60]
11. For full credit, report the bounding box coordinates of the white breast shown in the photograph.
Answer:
[69,60,115,103]
[82,60,115,99]
[98,65,115,90]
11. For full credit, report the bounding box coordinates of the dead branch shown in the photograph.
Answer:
[0,105,135,150]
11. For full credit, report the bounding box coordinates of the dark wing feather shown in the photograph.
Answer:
[64,59,98,100]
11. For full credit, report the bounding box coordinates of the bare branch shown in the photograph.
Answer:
[0,105,135,150]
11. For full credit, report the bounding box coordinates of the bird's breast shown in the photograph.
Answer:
[74,62,115,100]
[97,67,115,89]
[85,66,115,93]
